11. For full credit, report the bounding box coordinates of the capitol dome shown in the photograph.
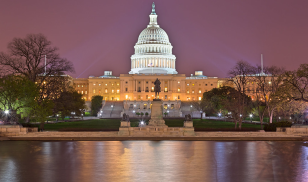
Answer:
[129,3,177,75]
[137,27,170,45]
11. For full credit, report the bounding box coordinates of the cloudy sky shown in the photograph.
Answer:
[1,0,307,78]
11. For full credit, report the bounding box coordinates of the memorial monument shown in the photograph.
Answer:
[147,78,167,128]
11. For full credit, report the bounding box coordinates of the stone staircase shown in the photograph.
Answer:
[100,101,123,118]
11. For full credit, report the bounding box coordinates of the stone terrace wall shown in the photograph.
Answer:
[0,125,38,137]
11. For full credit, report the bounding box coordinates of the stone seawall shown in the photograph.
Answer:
[6,131,308,141]
[0,125,38,137]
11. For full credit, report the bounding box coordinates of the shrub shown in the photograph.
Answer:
[145,112,149,116]
[264,121,292,131]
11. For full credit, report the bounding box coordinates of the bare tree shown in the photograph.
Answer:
[0,34,75,122]
[228,61,254,129]
[282,64,308,102]
[0,34,74,82]
[251,65,285,124]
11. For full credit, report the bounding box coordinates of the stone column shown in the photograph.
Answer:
[143,80,145,91]
[133,80,135,92]
[135,80,137,92]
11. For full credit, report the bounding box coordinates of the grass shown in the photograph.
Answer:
[28,118,263,131]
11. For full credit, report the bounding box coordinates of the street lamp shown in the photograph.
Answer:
[250,114,253,123]
[218,113,221,118]
[4,110,9,123]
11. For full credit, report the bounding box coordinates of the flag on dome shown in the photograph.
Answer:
[148,63,153,67]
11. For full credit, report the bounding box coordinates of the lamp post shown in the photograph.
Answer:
[4,110,9,124]
[250,114,253,123]
[200,110,203,120]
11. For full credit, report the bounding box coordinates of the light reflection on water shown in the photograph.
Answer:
[0,141,308,182]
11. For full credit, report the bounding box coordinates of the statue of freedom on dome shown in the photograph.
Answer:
[151,2,156,15]
[154,78,161,99]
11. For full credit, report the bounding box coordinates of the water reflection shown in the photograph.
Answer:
[0,141,307,182]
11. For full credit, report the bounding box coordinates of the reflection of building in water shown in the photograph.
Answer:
[73,3,222,116]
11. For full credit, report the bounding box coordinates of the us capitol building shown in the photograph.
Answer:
[73,3,226,117]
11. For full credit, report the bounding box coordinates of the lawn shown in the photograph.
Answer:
[29,118,263,131]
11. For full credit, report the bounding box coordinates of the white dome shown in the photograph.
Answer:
[137,27,170,44]
[129,3,177,75]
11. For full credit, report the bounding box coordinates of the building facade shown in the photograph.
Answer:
[73,4,221,104]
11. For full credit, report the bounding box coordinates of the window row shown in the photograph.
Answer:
[93,89,120,94]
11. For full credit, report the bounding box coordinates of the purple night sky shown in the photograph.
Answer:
[1,0,308,78]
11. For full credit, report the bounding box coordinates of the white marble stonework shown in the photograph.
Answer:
[129,4,177,75]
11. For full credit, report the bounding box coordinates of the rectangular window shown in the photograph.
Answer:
[171,104,174,109]
[164,104,167,109]
[85,91,87,94]
[125,88,128,92]
[81,91,83,94]
[146,95,148,99]
[82,85,84,87]
[117,89,120,93]
[199,90,201,93]
[105,89,108,93]
[178,95,180,99]
[165,95,167,99]
[112,89,114,93]
[138,95,141,99]
[187,90,189,93]
[164,87,168,92]
[125,95,128,99]
[198,97,201,101]
[93,89,95,94]
[192,90,194,93]
[177,88,180,92]
[192,84,195,86]
[78,85,80,87]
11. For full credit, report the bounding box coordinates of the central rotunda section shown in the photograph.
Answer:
[129,3,178,75]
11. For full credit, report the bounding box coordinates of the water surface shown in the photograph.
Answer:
[0,141,307,182]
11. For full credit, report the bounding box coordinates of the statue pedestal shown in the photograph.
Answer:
[183,121,195,136]
[147,100,167,128]
[118,121,130,136]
